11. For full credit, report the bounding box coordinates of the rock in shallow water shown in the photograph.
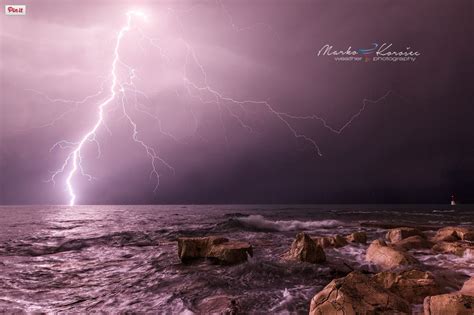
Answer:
[433,226,474,242]
[386,227,425,243]
[345,231,367,244]
[177,236,252,264]
[432,241,474,257]
[311,235,348,248]
[309,271,410,315]
[284,232,326,263]
[423,293,474,315]
[207,241,253,265]
[366,239,419,270]
[196,295,238,314]
[461,277,474,296]
[372,269,442,304]
[393,235,433,251]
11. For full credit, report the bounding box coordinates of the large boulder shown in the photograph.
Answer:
[432,241,474,257]
[366,239,419,270]
[423,293,474,315]
[393,235,433,251]
[309,271,410,315]
[386,227,425,243]
[373,269,442,304]
[345,231,367,244]
[177,236,252,264]
[285,232,326,263]
[461,277,474,296]
[312,235,348,248]
[178,236,228,261]
[207,241,253,265]
[433,227,474,242]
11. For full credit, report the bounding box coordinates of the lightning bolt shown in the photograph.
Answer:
[48,10,174,206]
[27,6,401,206]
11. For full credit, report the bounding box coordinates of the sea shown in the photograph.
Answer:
[0,204,472,313]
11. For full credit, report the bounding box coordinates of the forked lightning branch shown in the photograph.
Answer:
[37,10,395,206]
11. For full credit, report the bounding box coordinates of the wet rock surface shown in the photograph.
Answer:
[196,295,239,314]
[423,293,474,315]
[386,227,425,243]
[393,235,433,251]
[177,236,252,264]
[309,271,410,315]
[461,277,474,296]
[432,241,474,257]
[372,269,442,304]
[311,235,348,248]
[366,239,419,270]
[284,232,326,263]
[345,231,367,244]
[433,226,474,242]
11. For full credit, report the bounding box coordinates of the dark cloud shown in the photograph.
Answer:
[1,0,472,204]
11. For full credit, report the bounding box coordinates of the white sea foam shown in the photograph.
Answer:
[270,288,294,313]
[236,215,343,231]
[418,252,474,277]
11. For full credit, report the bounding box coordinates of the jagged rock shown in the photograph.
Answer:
[461,277,474,296]
[393,235,433,251]
[309,271,410,315]
[196,295,238,314]
[177,236,252,264]
[432,241,474,257]
[345,231,367,244]
[433,226,474,242]
[373,269,442,304]
[386,227,425,243]
[366,239,419,270]
[423,293,474,315]
[312,235,348,248]
[285,232,326,263]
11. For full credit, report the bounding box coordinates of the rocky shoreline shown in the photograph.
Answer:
[177,226,474,314]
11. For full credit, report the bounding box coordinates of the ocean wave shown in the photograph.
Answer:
[233,215,343,232]
[0,231,158,256]
[432,210,455,213]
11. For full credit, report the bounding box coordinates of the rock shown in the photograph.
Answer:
[423,293,474,315]
[366,239,419,270]
[207,241,253,265]
[433,226,474,242]
[432,241,474,257]
[309,271,410,315]
[285,232,326,263]
[393,235,433,251]
[178,236,228,262]
[386,227,425,243]
[373,269,442,304]
[177,236,252,264]
[312,235,348,248]
[196,295,238,314]
[345,231,367,244]
[461,277,474,296]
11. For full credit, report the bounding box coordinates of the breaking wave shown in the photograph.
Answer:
[231,215,343,232]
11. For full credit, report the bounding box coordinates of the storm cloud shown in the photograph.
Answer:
[1,0,472,204]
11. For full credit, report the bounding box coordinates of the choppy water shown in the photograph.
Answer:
[0,204,473,313]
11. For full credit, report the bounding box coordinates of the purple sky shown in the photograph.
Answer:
[1,0,472,205]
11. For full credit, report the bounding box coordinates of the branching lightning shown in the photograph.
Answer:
[28,6,397,206]
[47,11,175,206]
